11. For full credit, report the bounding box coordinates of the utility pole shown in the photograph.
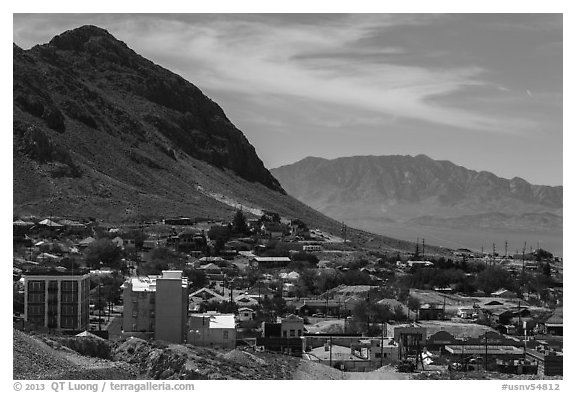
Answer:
[415,238,420,259]
[381,322,384,368]
[484,333,488,371]
[98,283,102,331]
[522,242,526,279]
[505,241,508,258]
[329,335,333,368]
[492,243,496,266]
[422,238,425,258]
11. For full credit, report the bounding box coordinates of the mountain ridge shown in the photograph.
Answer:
[14,25,284,195]
[271,154,562,253]
[272,154,562,210]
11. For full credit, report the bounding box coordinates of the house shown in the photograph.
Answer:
[302,336,399,372]
[163,217,195,226]
[38,219,63,228]
[544,307,563,336]
[59,220,87,233]
[418,303,444,320]
[457,307,477,319]
[189,287,226,307]
[296,299,343,317]
[247,284,275,300]
[525,348,563,376]
[13,219,35,235]
[260,222,289,239]
[199,256,225,264]
[491,288,517,299]
[289,219,310,238]
[188,312,236,349]
[237,307,256,322]
[177,231,206,252]
[250,256,292,268]
[197,263,222,275]
[483,300,505,306]
[233,293,259,307]
[280,314,304,338]
[407,260,434,268]
[426,331,458,351]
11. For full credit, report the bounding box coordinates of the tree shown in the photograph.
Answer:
[85,239,122,269]
[185,269,208,290]
[543,262,552,276]
[207,225,231,254]
[407,295,421,311]
[475,266,514,294]
[123,229,147,249]
[534,248,553,262]
[232,210,249,235]
[393,305,408,322]
[150,247,180,266]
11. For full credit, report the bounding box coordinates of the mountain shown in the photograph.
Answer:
[13,25,431,254]
[272,155,563,254]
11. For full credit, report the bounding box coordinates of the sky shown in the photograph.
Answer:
[13,13,563,185]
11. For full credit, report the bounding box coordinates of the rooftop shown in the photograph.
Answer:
[190,313,236,329]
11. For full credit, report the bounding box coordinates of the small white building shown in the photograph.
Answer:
[188,312,236,348]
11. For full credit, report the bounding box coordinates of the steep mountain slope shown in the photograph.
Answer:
[13,25,431,254]
[14,25,282,193]
[272,155,563,253]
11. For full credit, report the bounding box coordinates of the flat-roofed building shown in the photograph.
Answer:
[122,271,188,343]
[155,270,188,343]
[23,270,90,332]
[188,312,236,348]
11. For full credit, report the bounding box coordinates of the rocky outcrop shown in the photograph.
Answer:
[14,25,284,209]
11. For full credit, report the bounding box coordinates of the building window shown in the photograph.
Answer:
[28,281,45,292]
[289,329,295,337]
[223,331,229,339]
[297,330,302,336]
[283,330,287,338]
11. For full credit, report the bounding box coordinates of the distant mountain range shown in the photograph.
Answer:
[272,155,563,253]
[12,25,433,254]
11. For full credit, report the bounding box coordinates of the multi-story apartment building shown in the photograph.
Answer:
[122,270,188,343]
[23,270,90,331]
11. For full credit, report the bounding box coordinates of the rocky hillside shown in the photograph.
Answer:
[13,329,345,380]
[14,25,282,193]
[14,25,285,220]
[272,155,563,253]
[13,329,138,380]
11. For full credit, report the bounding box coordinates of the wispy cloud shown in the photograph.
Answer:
[13,14,547,134]
[106,14,532,134]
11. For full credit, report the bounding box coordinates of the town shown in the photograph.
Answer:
[13,210,563,379]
